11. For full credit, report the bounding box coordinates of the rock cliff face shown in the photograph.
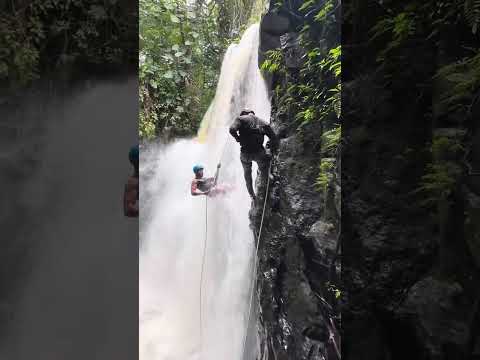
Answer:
[341,1,480,359]
[254,1,480,360]
[341,84,480,360]
[252,2,341,359]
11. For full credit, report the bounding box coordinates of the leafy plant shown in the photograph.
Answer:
[326,282,341,299]
[315,126,341,193]
[139,0,259,139]
[268,0,340,193]
[260,49,284,73]
[322,126,341,154]
[319,46,341,78]
[316,158,336,193]
[370,5,418,61]
[0,0,137,87]
[417,136,465,206]
[314,0,335,23]
[464,0,480,34]
[435,51,480,113]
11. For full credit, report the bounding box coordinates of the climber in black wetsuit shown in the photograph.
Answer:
[229,109,278,201]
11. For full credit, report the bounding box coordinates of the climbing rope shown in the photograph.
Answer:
[214,133,234,186]
[198,131,273,360]
[240,158,273,360]
[198,133,232,355]
[220,133,233,161]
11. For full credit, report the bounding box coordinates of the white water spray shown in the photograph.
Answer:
[139,24,270,360]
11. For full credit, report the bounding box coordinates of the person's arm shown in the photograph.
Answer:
[229,117,241,142]
[264,124,279,152]
[125,179,139,217]
[257,117,279,153]
[191,180,209,196]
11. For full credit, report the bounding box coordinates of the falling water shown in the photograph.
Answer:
[139,24,270,360]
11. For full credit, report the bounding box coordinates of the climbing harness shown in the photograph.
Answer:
[240,158,274,360]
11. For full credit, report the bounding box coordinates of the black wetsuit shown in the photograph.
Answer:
[229,114,278,197]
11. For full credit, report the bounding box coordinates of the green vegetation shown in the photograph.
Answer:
[436,52,480,114]
[352,0,478,212]
[465,0,480,33]
[0,0,137,88]
[261,0,340,193]
[326,281,341,300]
[316,158,336,193]
[418,136,465,206]
[368,1,480,89]
[260,49,283,74]
[316,126,340,192]
[139,0,267,139]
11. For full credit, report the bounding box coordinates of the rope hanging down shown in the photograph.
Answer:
[198,133,273,360]
[198,133,232,355]
[214,133,234,186]
[240,159,273,360]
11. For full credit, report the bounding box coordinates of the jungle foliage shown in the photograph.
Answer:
[261,0,341,194]
[0,0,137,88]
[418,135,465,206]
[363,0,479,208]
[139,0,266,139]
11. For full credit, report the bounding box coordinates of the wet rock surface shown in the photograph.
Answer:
[256,1,480,360]
[341,88,480,359]
[341,6,480,360]
[251,5,340,359]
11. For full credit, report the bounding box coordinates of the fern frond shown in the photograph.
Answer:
[464,0,480,34]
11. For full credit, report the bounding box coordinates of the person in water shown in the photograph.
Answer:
[191,164,232,197]
[229,108,278,200]
[124,145,139,217]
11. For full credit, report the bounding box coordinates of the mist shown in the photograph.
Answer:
[0,77,138,359]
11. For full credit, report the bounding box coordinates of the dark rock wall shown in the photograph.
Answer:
[255,1,480,360]
[253,2,341,359]
[342,2,480,360]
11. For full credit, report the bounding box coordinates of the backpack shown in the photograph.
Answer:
[238,115,265,152]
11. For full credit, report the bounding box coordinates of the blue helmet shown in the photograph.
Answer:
[129,145,139,164]
[193,164,204,174]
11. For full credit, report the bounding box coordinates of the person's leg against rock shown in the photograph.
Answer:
[240,152,256,200]
[254,150,271,198]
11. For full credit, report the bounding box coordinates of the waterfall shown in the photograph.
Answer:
[139,24,271,360]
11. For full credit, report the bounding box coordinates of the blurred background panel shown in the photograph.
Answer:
[0,1,139,359]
